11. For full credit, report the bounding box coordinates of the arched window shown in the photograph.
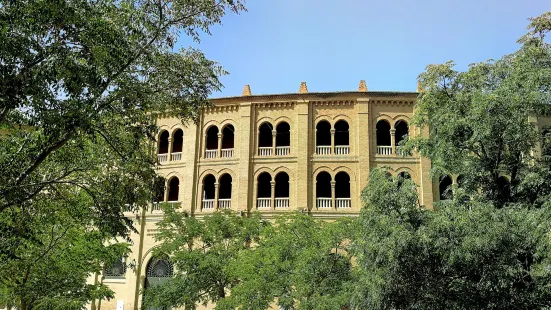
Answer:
[376,120,391,146]
[316,121,331,146]
[206,126,219,150]
[334,120,349,146]
[258,123,273,148]
[439,175,453,201]
[172,129,183,153]
[497,176,511,202]
[153,176,166,203]
[104,259,126,278]
[335,172,350,198]
[203,174,216,200]
[219,174,232,200]
[275,172,289,198]
[316,172,332,208]
[394,120,409,146]
[146,256,173,278]
[457,174,465,188]
[257,172,272,198]
[221,125,235,149]
[276,122,290,147]
[167,177,179,201]
[158,130,169,154]
[397,171,412,188]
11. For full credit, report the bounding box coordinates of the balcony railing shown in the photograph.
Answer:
[157,153,168,163]
[376,146,392,155]
[335,198,351,209]
[316,197,332,209]
[151,202,162,212]
[204,149,217,159]
[316,146,331,155]
[170,152,182,161]
[334,145,350,155]
[275,146,290,156]
[202,199,215,210]
[257,198,271,209]
[218,199,231,209]
[221,148,234,158]
[274,197,289,208]
[258,147,273,157]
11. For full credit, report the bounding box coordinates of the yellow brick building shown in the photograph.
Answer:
[93,81,448,310]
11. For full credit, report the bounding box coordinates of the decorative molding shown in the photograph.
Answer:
[254,101,296,109]
[372,100,415,106]
[203,104,240,113]
[312,100,355,106]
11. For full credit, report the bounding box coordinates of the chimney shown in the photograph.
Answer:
[358,80,368,92]
[242,84,252,96]
[416,81,422,93]
[299,82,308,94]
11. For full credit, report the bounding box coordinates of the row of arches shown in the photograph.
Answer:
[376,119,409,148]
[438,174,511,201]
[157,129,184,163]
[315,120,350,155]
[315,171,351,208]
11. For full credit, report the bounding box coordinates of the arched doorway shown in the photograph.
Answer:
[335,172,351,208]
[334,120,350,155]
[274,172,290,208]
[316,121,331,155]
[143,255,173,310]
[316,171,332,208]
[218,173,232,209]
[376,120,391,155]
[257,172,272,208]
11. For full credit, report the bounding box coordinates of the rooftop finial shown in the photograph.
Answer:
[416,81,423,93]
[358,80,368,92]
[242,84,252,96]
[299,81,308,94]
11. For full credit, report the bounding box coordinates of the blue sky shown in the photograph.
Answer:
[180,0,549,97]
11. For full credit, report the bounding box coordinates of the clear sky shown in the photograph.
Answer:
[179,0,550,97]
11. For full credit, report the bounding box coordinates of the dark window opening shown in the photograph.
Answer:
[439,175,453,200]
[104,260,126,278]
[257,172,272,198]
[203,174,216,200]
[334,120,349,146]
[259,123,273,148]
[542,129,551,157]
[153,176,166,202]
[172,129,183,153]
[167,177,180,201]
[497,176,511,202]
[219,174,232,199]
[316,172,332,198]
[206,126,219,150]
[457,175,465,188]
[222,125,235,149]
[276,122,291,147]
[397,171,412,187]
[316,121,331,146]
[146,256,173,278]
[158,131,169,154]
[275,172,290,198]
[335,172,350,198]
[395,120,409,145]
[376,120,391,146]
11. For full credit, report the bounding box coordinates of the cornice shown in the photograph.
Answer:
[253,101,296,109]
[203,104,240,114]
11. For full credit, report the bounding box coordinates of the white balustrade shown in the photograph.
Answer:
[396,146,407,156]
[151,202,161,212]
[202,199,215,210]
[258,147,273,156]
[221,148,234,158]
[204,149,217,159]
[168,201,181,209]
[218,199,231,209]
[170,152,182,161]
[257,198,271,209]
[275,146,290,156]
[316,146,331,155]
[334,145,350,155]
[274,198,290,208]
[316,197,332,209]
[335,198,351,209]
[157,153,168,163]
[376,146,393,155]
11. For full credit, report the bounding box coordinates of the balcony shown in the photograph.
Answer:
[316,146,331,155]
[334,145,350,155]
[376,146,392,155]
[275,146,290,156]
[316,197,332,209]
[157,154,168,163]
[257,198,271,209]
[202,199,215,210]
[218,199,231,209]
[274,198,289,209]
[335,198,351,209]
[221,148,234,158]
[204,149,217,159]
[170,152,182,161]
[258,147,273,157]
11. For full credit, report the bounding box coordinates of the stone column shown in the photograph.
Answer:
[217,132,223,158]
[163,179,169,203]
[330,180,336,209]
[390,128,396,155]
[272,129,277,156]
[214,182,220,210]
[270,180,276,209]
[330,128,336,155]
[200,183,204,211]
[203,133,208,158]
[167,137,172,162]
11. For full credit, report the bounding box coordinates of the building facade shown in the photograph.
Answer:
[93,82,443,310]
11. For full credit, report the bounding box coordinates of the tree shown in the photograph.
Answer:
[218,213,355,310]
[353,12,551,309]
[142,209,266,310]
[353,168,551,310]
[0,0,246,308]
